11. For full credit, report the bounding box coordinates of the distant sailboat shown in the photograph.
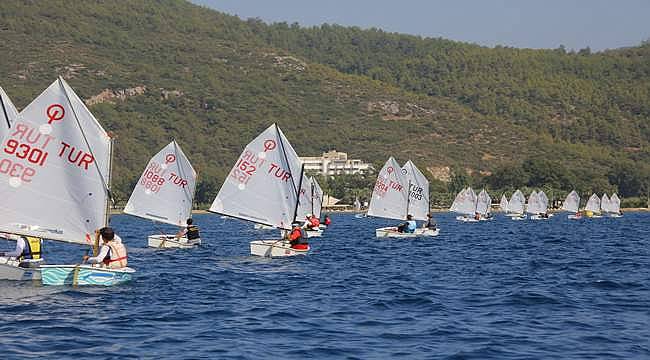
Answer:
[584,193,602,218]
[295,175,324,237]
[451,187,479,222]
[507,190,526,220]
[0,77,135,285]
[369,158,438,237]
[562,190,581,219]
[608,193,622,217]
[475,189,493,221]
[124,140,198,248]
[499,194,509,213]
[210,124,307,257]
[529,190,551,220]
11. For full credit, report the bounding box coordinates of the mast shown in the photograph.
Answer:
[406,180,411,220]
[0,92,10,129]
[274,124,302,226]
[292,164,305,223]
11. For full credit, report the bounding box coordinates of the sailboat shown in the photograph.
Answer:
[562,190,581,219]
[529,190,551,220]
[507,189,526,220]
[451,187,479,222]
[607,193,622,217]
[584,193,602,218]
[499,194,509,213]
[0,77,135,285]
[475,189,493,221]
[209,124,307,257]
[369,158,438,237]
[295,175,324,237]
[124,140,198,248]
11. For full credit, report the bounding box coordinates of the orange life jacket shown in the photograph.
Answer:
[102,241,128,269]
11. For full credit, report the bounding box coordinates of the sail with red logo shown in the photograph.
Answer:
[124,140,198,249]
[209,123,307,257]
[0,77,135,285]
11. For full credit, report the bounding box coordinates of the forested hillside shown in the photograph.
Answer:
[0,0,648,205]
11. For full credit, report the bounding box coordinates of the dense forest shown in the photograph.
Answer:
[0,0,648,207]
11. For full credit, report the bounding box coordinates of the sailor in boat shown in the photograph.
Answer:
[175,218,201,243]
[397,215,417,233]
[424,213,437,230]
[82,227,128,269]
[323,214,332,227]
[474,212,481,221]
[287,222,309,250]
[0,236,43,268]
[304,214,320,232]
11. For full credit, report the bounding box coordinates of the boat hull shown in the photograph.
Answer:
[568,214,582,220]
[250,240,309,257]
[375,227,440,238]
[305,229,323,238]
[147,234,200,249]
[529,214,550,220]
[253,224,275,230]
[40,265,135,286]
[456,216,479,222]
[0,258,42,281]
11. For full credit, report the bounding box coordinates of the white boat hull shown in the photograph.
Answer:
[0,257,42,281]
[147,234,200,249]
[456,216,479,222]
[375,227,440,238]
[318,224,327,230]
[305,229,323,238]
[568,214,582,220]
[510,214,527,221]
[254,224,275,230]
[529,214,550,220]
[40,265,135,286]
[250,240,309,257]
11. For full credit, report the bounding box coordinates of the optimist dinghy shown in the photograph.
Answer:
[605,193,622,217]
[562,190,582,220]
[451,187,479,222]
[124,140,198,249]
[210,124,308,257]
[584,193,602,218]
[295,175,325,237]
[370,159,439,238]
[0,77,134,286]
[507,190,527,220]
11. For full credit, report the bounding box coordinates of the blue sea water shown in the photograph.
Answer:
[1,212,649,359]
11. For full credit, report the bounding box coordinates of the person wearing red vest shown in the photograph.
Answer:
[83,227,128,269]
[304,214,320,230]
[323,215,332,226]
[287,222,309,250]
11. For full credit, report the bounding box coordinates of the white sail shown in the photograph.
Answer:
[353,197,361,211]
[538,191,549,213]
[367,157,409,220]
[210,124,302,230]
[562,190,580,213]
[449,187,466,213]
[499,194,509,212]
[585,193,601,213]
[0,86,19,140]
[600,194,611,213]
[610,193,621,213]
[476,189,491,215]
[526,190,539,214]
[124,140,196,226]
[295,175,313,222]
[0,78,111,245]
[401,160,430,221]
[508,190,526,214]
[312,177,323,220]
[452,187,477,216]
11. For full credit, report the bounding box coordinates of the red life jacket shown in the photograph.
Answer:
[309,217,320,227]
[289,228,302,241]
[324,217,331,225]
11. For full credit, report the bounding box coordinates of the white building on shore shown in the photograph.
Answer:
[300,150,373,177]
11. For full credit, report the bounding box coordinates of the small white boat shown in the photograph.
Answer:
[368,159,439,237]
[584,193,602,218]
[375,226,439,238]
[124,140,199,249]
[0,78,136,285]
[147,235,200,249]
[562,190,581,220]
[250,240,309,257]
[508,190,527,220]
[40,264,135,286]
[210,124,309,257]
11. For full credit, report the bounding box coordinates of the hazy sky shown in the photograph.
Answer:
[192,0,650,51]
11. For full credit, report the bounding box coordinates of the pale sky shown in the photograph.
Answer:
[192,0,650,51]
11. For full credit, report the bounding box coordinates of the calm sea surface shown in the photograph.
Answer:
[1,212,649,359]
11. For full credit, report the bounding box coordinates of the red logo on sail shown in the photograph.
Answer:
[165,154,176,164]
[46,104,65,124]
[263,140,276,152]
